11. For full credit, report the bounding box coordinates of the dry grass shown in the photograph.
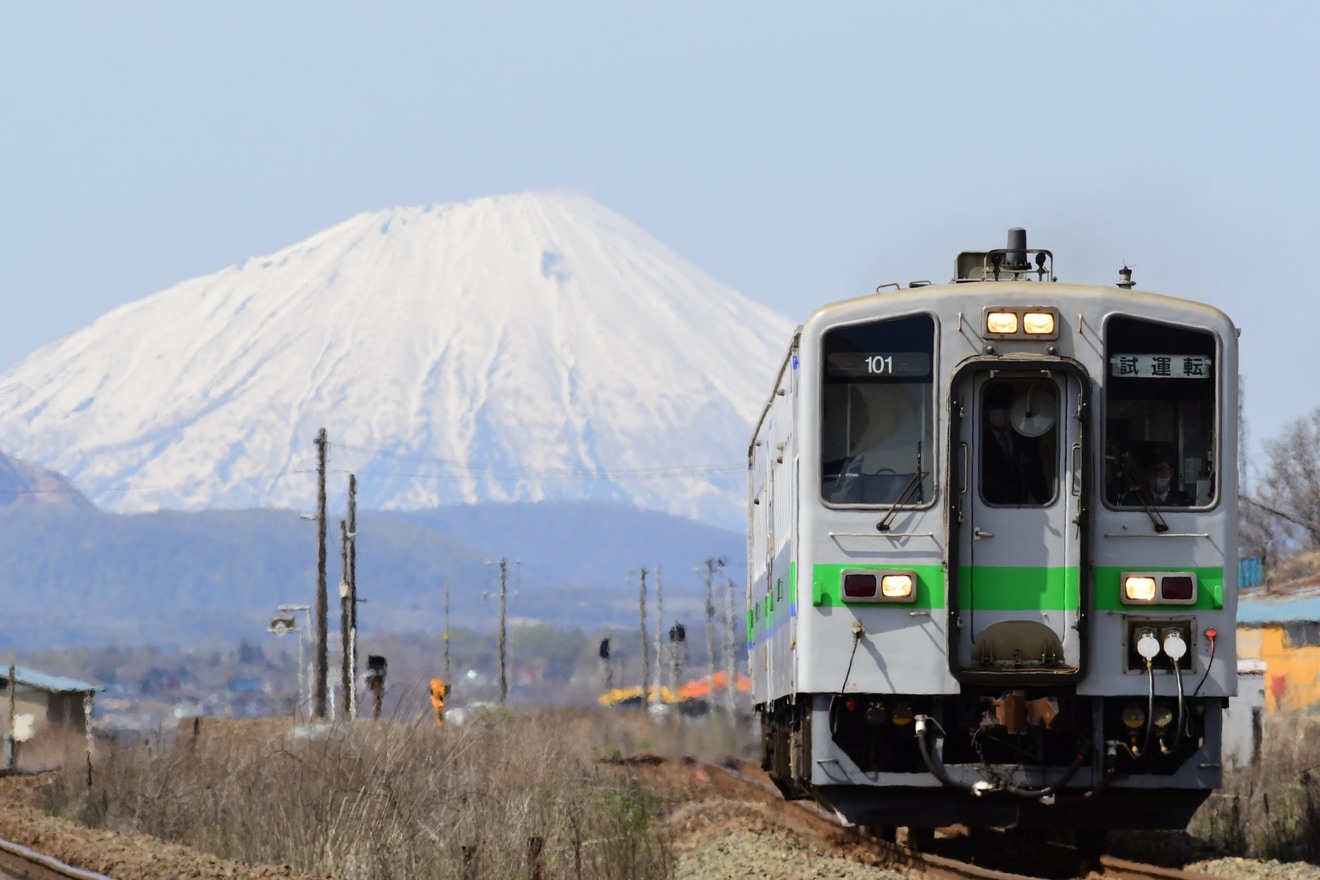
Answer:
[35,704,754,879]
[1188,708,1320,862]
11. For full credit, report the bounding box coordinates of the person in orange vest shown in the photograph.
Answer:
[429,678,448,726]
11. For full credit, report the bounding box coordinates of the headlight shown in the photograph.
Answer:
[1123,576,1157,602]
[1023,311,1056,334]
[982,306,1059,340]
[880,574,914,598]
[986,311,1019,334]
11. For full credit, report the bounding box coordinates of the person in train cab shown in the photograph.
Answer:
[1122,449,1192,507]
[981,387,1048,505]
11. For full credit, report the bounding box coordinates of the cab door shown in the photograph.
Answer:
[952,367,1086,677]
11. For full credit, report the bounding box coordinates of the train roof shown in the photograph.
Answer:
[799,228,1235,335]
[801,279,1236,338]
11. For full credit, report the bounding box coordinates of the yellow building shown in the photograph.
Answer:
[1236,580,1320,715]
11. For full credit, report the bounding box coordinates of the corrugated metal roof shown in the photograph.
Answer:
[3,666,101,693]
[1238,582,1320,625]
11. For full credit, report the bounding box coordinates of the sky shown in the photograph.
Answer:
[2,2,1316,470]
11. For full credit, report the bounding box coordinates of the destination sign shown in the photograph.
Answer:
[825,352,932,379]
[1109,354,1212,379]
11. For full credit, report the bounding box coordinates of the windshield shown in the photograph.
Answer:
[1104,316,1217,509]
[820,314,935,505]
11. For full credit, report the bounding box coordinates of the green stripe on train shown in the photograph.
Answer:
[955,566,1080,611]
[811,563,945,609]
[1093,566,1224,610]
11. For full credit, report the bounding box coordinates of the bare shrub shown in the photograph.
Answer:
[1190,708,1320,862]
[41,706,684,879]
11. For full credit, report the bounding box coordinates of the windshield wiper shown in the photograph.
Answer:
[1131,487,1170,533]
[877,470,929,532]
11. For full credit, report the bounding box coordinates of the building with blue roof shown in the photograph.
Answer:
[1236,577,1320,715]
[3,664,102,771]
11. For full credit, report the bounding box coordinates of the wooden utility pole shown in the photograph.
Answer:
[314,428,328,720]
[339,518,350,720]
[654,565,664,700]
[347,473,357,720]
[498,558,508,706]
[444,581,451,688]
[724,577,737,720]
[703,557,722,714]
[637,568,649,709]
[7,665,14,769]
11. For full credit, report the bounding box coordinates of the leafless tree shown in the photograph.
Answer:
[1243,406,1320,579]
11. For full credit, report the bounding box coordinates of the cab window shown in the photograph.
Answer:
[821,314,935,505]
[1104,316,1216,508]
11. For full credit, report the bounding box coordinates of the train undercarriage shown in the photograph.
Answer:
[760,686,1223,835]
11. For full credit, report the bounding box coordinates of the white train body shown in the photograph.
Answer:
[748,233,1237,836]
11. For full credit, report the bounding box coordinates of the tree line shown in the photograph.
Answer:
[1241,404,1320,584]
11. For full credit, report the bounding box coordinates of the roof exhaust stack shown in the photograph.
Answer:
[1003,228,1030,271]
[1116,266,1135,289]
[953,230,1054,283]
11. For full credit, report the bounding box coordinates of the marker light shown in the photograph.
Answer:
[1124,576,1158,602]
[890,704,915,726]
[1122,706,1146,729]
[843,573,877,598]
[1023,312,1056,335]
[880,574,914,599]
[1161,576,1195,602]
[986,311,1019,334]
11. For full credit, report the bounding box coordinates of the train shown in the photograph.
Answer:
[747,229,1237,851]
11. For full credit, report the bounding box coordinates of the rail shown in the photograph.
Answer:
[0,835,115,880]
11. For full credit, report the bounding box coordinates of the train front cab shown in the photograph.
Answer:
[761,277,1237,842]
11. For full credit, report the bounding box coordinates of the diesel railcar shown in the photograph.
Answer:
[748,230,1237,847]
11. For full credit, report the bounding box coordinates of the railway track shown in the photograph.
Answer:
[692,758,1224,880]
[0,835,114,880]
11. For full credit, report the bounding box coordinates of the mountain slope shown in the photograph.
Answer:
[0,501,743,650]
[0,193,793,527]
[0,450,93,510]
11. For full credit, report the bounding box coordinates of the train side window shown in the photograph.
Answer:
[820,314,935,506]
[1103,317,1217,509]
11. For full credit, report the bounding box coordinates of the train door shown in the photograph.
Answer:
[953,367,1086,676]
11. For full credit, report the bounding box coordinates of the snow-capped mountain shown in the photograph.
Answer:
[0,193,794,526]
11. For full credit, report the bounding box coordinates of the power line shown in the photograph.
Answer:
[327,441,743,480]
